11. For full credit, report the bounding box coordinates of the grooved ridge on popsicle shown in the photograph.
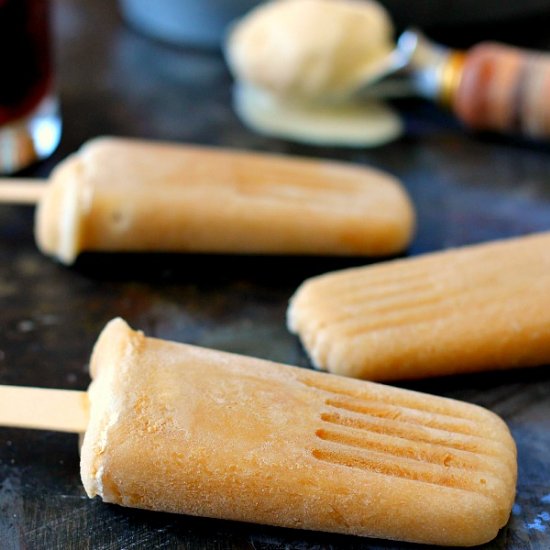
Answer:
[314,428,510,474]
[317,411,510,458]
[299,377,491,422]
[310,447,502,497]
[323,397,500,439]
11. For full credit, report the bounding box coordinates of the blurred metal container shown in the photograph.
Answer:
[118,0,550,49]
[118,0,261,49]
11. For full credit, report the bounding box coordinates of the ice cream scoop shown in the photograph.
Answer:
[227,0,550,140]
[0,318,517,546]
[226,0,395,101]
[357,29,550,139]
[225,0,404,147]
[0,136,415,263]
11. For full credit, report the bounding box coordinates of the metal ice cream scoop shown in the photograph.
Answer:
[361,29,550,139]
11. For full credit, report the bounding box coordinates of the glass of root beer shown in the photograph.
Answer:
[0,0,61,174]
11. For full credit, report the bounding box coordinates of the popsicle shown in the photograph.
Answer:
[288,231,550,381]
[1,318,517,546]
[0,137,415,264]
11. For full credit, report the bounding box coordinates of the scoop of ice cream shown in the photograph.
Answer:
[226,0,394,101]
[233,83,403,147]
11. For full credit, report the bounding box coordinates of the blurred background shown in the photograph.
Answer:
[2,1,550,548]
[117,0,550,49]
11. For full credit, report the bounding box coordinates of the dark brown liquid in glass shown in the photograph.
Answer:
[0,0,51,125]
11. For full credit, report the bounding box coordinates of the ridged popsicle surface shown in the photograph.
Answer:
[288,232,550,380]
[81,319,516,546]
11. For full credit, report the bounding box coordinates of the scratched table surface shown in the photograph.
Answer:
[2,1,550,548]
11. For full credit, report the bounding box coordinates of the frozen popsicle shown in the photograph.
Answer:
[1,318,516,546]
[288,231,550,381]
[0,137,415,264]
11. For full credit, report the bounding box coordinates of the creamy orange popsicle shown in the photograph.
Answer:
[31,137,414,263]
[79,318,516,546]
[288,231,550,381]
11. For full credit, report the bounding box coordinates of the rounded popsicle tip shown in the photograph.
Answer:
[80,317,144,500]
[364,172,416,255]
[34,153,89,264]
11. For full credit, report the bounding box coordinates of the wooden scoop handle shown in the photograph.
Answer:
[451,42,550,138]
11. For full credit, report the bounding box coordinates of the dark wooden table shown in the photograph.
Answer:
[2,1,550,548]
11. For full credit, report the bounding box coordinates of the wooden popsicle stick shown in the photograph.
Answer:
[0,385,88,433]
[0,179,47,204]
